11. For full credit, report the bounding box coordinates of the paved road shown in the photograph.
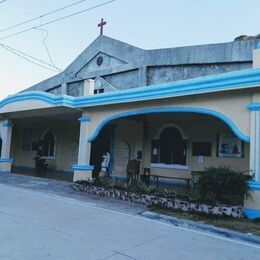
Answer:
[0,182,259,259]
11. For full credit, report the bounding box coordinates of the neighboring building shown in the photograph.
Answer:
[1,35,260,218]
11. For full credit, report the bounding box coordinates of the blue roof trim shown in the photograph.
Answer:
[1,69,260,110]
[0,91,75,109]
[87,107,250,143]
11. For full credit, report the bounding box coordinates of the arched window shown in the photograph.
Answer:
[151,127,187,165]
[42,131,55,157]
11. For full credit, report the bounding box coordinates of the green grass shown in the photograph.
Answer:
[149,206,260,236]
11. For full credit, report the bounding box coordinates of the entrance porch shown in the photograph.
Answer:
[90,112,250,185]
[2,107,81,181]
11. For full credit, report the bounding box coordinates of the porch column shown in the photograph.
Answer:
[249,110,260,181]
[73,113,94,182]
[0,120,13,173]
[244,107,260,219]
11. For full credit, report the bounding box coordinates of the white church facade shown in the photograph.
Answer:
[1,36,260,219]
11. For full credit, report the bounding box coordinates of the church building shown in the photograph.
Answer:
[1,34,260,219]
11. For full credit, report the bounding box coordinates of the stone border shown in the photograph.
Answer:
[72,183,243,218]
[141,211,260,245]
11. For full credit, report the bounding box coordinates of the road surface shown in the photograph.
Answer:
[0,182,259,260]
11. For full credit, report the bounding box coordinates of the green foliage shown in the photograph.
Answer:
[197,165,252,204]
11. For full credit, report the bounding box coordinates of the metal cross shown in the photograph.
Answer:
[98,18,107,35]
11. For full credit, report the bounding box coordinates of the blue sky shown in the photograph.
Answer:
[0,0,259,99]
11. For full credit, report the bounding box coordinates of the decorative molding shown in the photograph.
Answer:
[248,103,260,111]
[1,69,260,112]
[243,208,260,219]
[0,158,13,163]
[87,107,250,143]
[0,170,11,174]
[154,123,188,140]
[2,122,13,128]
[248,181,260,191]
[78,116,91,122]
[72,164,94,171]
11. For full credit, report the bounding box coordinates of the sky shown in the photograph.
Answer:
[0,0,259,99]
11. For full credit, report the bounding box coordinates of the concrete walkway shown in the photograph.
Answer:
[0,174,259,259]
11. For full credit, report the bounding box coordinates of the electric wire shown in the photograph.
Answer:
[0,42,60,72]
[0,0,88,33]
[0,0,116,40]
[34,27,60,70]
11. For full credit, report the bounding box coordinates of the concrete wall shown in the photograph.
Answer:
[46,85,62,95]
[112,119,143,176]
[23,36,260,95]
[147,63,250,85]
[10,118,80,172]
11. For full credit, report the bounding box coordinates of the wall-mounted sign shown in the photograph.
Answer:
[217,133,244,158]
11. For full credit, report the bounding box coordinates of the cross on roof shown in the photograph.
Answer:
[98,18,107,35]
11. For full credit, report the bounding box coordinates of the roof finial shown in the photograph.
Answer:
[98,18,107,35]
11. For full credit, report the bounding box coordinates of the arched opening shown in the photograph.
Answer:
[90,125,114,176]
[89,109,249,181]
[159,127,186,165]
[41,130,55,157]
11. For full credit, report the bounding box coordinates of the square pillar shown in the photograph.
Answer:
[244,108,260,219]
[73,113,94,182]
[83,79,95,96]
[0,120,13,173]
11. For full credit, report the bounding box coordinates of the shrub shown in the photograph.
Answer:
[197,165,252,204]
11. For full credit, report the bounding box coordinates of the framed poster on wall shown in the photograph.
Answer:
[217,132,244,158]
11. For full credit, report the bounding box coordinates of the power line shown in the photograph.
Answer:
[34,27,59,70]
[0,0,88,33]
[0,42,60,72]
[0,42,85,80]
[0,0,116,40]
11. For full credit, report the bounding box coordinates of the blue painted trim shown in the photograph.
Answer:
[2,122,13,128]
[1,69,260,110]
[0,158,13,163]
[0,170,11,174]
[257,42,260,49]
[0,92,75,109]
[78,116,91,122]
[248,103,260,111]
[72,165,94,171]
[244,208,260,219]
[248,181,260,191]
[88,107,250,143]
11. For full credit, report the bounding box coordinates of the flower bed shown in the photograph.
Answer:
[72,183,244,218]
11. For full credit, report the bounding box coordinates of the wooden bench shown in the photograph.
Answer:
[150,174,191,187]
[141,166,192,187]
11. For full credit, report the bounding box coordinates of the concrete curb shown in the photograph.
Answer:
[141,211,260,246]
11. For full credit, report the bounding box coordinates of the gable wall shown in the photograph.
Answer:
[23,37,260,96]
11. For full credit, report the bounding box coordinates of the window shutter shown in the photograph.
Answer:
[151,140,160,163]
